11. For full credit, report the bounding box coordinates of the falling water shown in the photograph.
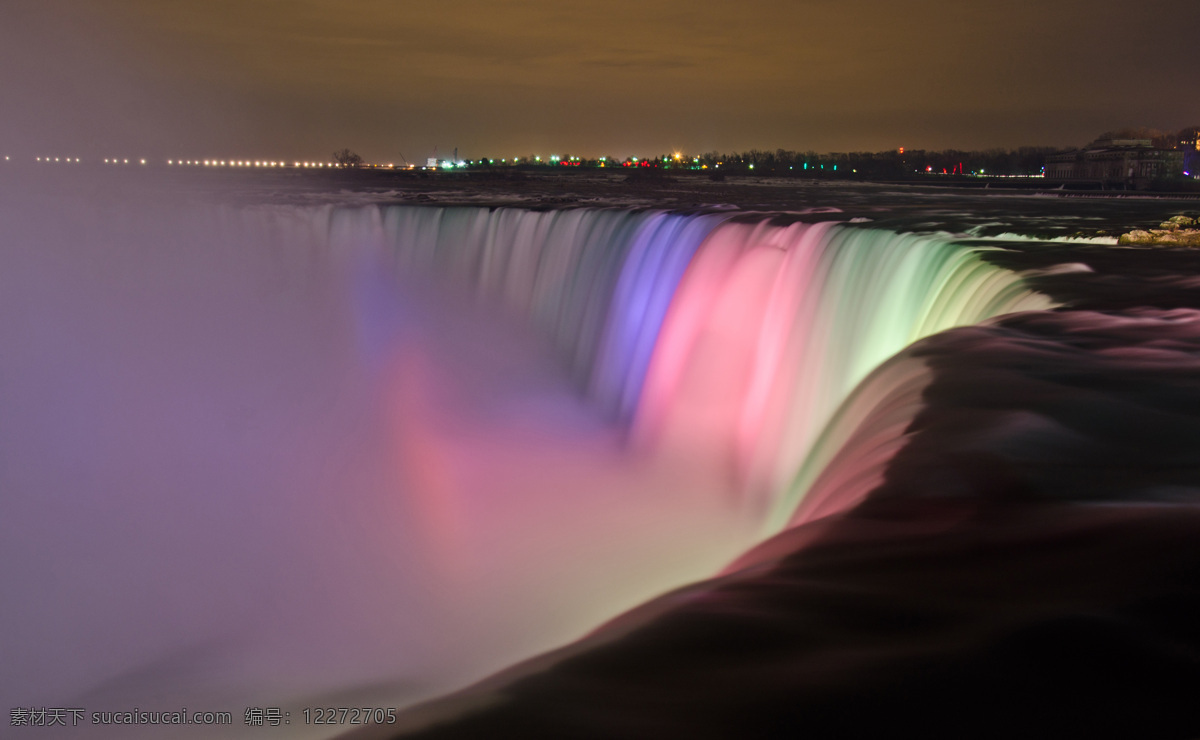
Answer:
[326,205,1053,522]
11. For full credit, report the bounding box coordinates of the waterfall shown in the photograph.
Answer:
[322,205,1054,528]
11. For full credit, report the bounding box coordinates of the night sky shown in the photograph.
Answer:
[2,0,1197,163]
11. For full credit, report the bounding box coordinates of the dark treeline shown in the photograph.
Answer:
[409,125,1200,181]
[685,147,1057,177]
[680,126,1200,178]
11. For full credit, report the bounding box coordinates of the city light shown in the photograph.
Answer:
[4,143,1184,181]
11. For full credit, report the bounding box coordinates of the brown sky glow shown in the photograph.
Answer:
[2,0,1197,162]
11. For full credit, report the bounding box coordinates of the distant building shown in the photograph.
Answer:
[1045,138,1184,187]
[1180,129,1200,177]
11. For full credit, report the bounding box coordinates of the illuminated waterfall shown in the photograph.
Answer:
[355,206,728,421]
[628,220,1055,529]
[324,205,1054,530]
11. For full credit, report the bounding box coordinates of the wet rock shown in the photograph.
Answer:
[1120,217,1200,246]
